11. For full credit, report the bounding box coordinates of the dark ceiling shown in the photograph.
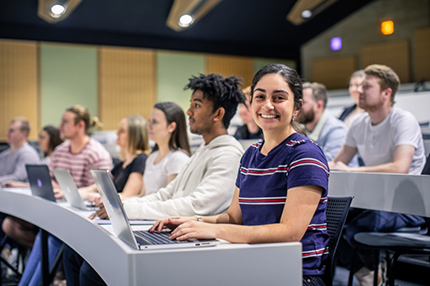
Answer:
[0,0,374,68]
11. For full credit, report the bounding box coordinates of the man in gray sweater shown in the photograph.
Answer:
[0,117,40,184]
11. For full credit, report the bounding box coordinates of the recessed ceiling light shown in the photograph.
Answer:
[178,14,194,28]
[301,10,312,19]
[50,4,65,18]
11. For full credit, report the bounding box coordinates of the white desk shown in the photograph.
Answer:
[0,188,302,285]
[329,171,430,217]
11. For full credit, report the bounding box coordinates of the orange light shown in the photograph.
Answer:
[381,20,394,35]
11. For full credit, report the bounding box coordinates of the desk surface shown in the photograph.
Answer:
[0,188,302,285]
[329,171,430,217]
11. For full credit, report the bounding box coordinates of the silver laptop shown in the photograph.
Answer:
[90,169,219,250]
[53,169,96,211]
[26,164,56,202]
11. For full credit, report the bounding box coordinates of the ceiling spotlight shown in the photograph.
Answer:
[50,4,66,18]
[178,14,194,28]
[301,10,312,19]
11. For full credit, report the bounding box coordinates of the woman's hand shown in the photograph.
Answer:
[169,220,218,241]
[148,216,196,233]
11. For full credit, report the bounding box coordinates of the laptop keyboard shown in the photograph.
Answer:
[133,230,190,245]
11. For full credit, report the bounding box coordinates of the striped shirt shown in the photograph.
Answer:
[236,132,329,276]
[50,139,113,188]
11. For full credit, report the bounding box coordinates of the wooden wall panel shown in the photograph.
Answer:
[99,47,156,130]
[311,56,356,89]
[205,55,253,88]
[361,40,410,83]
[414,27,430,82]
[0,40,38,141]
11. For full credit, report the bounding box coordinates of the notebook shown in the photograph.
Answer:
[25,164,56,202]
[90,168,219,250]
[52,169,96,211]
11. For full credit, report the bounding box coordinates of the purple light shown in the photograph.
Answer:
[330,37,342,51]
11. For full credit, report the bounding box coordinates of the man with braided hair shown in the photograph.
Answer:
[64,74,246,285]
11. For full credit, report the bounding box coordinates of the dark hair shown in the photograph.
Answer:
[66,105,103,135]
[152,102,191,155]
[184,73,246,129]
[251,64,304,133]
[364,64,400,105]
[303,82,328,108]
[42,125,63,156]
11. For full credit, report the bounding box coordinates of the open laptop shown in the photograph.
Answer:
[52,169,96,211]
[90,169,219,250]
[25,164,56,202]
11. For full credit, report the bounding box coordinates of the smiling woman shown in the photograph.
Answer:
[150,64,330,286]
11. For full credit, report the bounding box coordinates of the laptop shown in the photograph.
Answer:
[25,164,56,202]
[90,169,219,250]
[52,169,96,211]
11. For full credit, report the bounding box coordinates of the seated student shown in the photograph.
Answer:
[0,117,40,184]
[0,117,41,271]
[79,115,149,202]
[142,101,191,196]
[38,125,63,165]
[338,70,365,127]
[3,125,64,188]
[234,86,263,140]
[151,64,330,286]
[297,82,355,164]
[63,73,246,286]
[330,64,426,285]
[10,105,113,286]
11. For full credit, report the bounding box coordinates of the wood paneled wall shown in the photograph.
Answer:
[206,55,254,88]
[361,40,410,83]
[415,27,430,82]
[99,47,156,130]
[0,40,38,140]
[312,56,356,89]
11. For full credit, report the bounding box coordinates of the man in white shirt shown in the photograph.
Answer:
[330,64,426,285]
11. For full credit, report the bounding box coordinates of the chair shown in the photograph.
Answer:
[0,235,24,284]
[348,154,430,286]
[322,196,354,286]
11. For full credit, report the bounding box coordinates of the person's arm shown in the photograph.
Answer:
[78,184,98,200]
[0,149,40,184]
[166,185,322,243]
[123,147,241,220]
[321,126,347,162]
[336,145,414,173]
[120,172,143,198]
[1,181,30,188]
[149,186,243,233]
[329,145,358,170]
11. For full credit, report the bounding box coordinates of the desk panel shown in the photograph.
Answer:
[0,188,302,285]
[329,171,430,217]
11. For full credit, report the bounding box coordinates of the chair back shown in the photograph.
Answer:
[322,196,353,286]
[421,153,430,175]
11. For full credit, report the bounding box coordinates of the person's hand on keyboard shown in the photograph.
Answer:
[89,201,109,220]
[149,216,197,234]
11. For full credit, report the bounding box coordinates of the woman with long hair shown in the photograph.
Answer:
[143,101,190,196]
[80,115,149,201]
